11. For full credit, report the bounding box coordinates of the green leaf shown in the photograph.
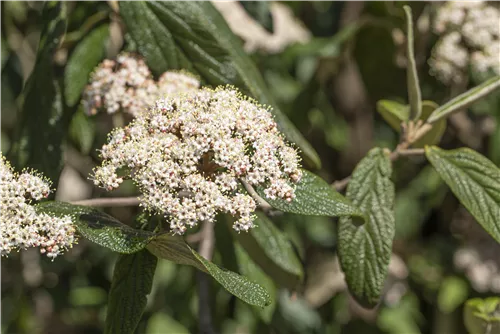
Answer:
[119,1,321,169]
[10,2,71,185]
[464,297,500,334]
[69,107,95,154]
[65,24,109,106]
[403,6,422,120]
[36,201,155,253]
[234,243,276,323]
[412,100,446,148]
[376,100,409,131]
[105,250,157,334]
[437,276,468,314]
[256,169,365,220]
[239,0,273,33]
[230,212,303,290]
[146,312,189,334]
[427,75,500,123]
[376,100,446,147]
[425,146,500,243]
[337,148,395,307]
[147,233,271,307]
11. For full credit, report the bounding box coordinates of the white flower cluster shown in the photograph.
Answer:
[83,53,200,117]
[0,155,77,259]
[430,1,500,84]
[92,87,302,234]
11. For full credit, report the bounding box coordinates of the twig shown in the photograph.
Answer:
[333,177,351,192]
[240,179,272,212]
[70,196,140,207]
[197,221,216,334]
[198,221,215,261]
[186,232,203,244]
[333,123,431,191]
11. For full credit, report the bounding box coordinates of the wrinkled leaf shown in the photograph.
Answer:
[36,201,155,253]
[425,146,500,243]
[105,250,157,334]
[147,233,271,307]
[427,75,500,123]
[230,212,303,290]
[10,2,70,185]
[337,148,395,307]
[234,243,276,323]
[376,99,408,131]
[65,24,109,106]
[119,1,320,168]
[256,169,365,220]
[403,6,422,120]
[464,297,500,334]
[412,100,446,148]
[241,1,273,33]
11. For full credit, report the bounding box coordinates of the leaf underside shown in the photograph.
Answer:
[105,250,158,334]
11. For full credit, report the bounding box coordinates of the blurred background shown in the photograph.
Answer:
[1,1,500,333]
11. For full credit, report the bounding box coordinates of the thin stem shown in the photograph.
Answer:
[70,196,140,207]
[333,177,351,192]
[197,221,216,334]
[332,123,431,191]
[240,179,272,212]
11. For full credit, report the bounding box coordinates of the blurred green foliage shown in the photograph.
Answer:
[2,1,500,334]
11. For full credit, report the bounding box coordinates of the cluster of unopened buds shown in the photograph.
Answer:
[0,155,77,259]
[429,1,500,84]
[92,87,302,234]
[83,52,200,117]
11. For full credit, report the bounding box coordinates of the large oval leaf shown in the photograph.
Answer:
[425,146,500,243]
[337,148,395,308]
[229,212,303,290]
[256,170,365,220]
[36,201,155,253]
[119,1,321,168]
[65,24,110,106]
[147,234,271,307]
[105,250,157,334]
